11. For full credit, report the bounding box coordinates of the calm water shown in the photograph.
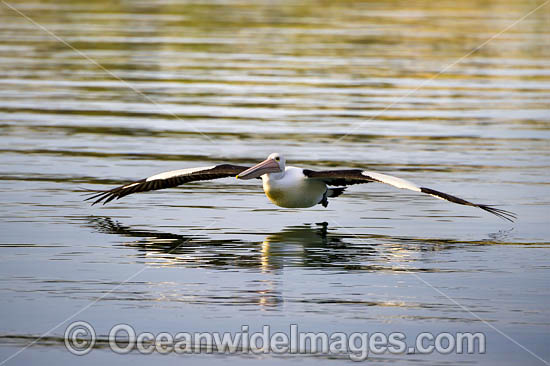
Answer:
[0,0,549,364]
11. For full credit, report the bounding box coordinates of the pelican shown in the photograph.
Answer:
[85,152,515,221]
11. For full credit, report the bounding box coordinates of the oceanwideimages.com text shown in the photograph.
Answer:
[65,322,486,361]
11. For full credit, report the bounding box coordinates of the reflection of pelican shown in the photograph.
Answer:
[88,218,350,270]
[90,217,478,272]
[92,217,505,273]
[85,153,515,221]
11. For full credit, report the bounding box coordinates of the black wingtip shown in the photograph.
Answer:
[478,205,517,223]
[419,187,516,222]
[81,188,111,206]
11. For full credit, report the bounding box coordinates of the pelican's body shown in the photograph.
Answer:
[85,152,515,222]
[262,166,326,208]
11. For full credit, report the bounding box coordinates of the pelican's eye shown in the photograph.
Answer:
[275,157,280,161]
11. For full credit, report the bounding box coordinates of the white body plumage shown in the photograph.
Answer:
[262,166,327,208]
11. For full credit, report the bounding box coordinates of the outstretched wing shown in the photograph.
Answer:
[84,164,249,205]
[303,169,516,222]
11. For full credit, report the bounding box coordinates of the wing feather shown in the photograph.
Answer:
[84,164,249,205]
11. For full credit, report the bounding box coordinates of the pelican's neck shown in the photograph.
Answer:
[263,169,285,181]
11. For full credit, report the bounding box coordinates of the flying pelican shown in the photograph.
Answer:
[85,152,515,221]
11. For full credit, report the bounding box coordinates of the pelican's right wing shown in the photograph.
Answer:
[84,164,250,205]
[303,169,516,222]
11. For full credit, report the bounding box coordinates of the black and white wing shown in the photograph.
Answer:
[303,169,516,222]
[84,164,249,205]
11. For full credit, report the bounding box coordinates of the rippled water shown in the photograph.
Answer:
[0,0,549,365]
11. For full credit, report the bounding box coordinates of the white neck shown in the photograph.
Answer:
[263,170,285,181]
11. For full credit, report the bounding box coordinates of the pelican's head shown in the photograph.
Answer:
[236,152,285,180]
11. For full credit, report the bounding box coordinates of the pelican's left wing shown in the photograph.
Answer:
[303,169,516,222]
[84,164,249,205]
